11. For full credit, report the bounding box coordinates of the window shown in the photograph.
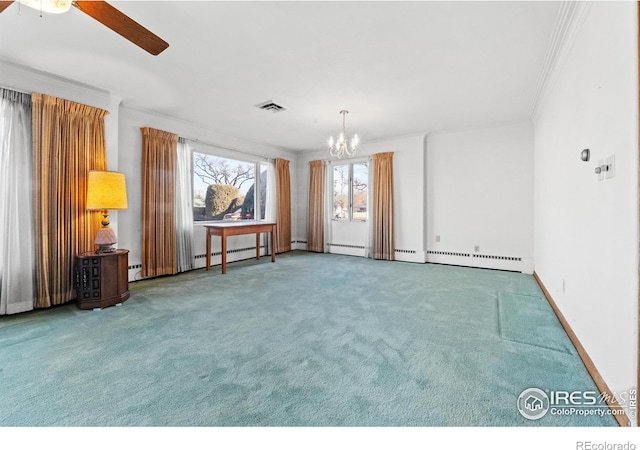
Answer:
[192,151,268,222]
[332,161,368,221]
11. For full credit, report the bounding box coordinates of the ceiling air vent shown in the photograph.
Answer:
[255,100,288,113]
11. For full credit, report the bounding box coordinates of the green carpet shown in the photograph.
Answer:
[498,292,575,354]
[0,251,617,426]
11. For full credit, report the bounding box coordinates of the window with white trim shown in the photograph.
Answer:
[332,161,368,221]
[192,151,268,222]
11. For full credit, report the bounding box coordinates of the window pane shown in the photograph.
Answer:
[333,165,349,220]
[259,163,268,220]
[352,162,368,221]
[193,152,256,221]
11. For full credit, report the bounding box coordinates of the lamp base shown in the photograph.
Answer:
[95,245,117,254]
[94,226,117,254]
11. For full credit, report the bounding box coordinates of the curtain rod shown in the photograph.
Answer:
[182,136,275,162]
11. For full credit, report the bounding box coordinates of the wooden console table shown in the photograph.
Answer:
[204,221,277,274]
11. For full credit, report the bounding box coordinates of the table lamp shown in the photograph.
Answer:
[86,170,128,254]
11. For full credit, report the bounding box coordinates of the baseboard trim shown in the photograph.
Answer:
[533,271,631,427]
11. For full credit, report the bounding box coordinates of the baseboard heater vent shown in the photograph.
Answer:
[473,254,522,262]
[395,249,417,254]
[328,243,366,250]
[427,250,471,258]
[194,245,265,259]
[128,263,142,270]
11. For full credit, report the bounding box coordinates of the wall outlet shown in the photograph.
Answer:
[435,235,441,242]
[474,245,480,252]
[562,279,566,293]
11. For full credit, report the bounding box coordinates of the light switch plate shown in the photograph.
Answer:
[605,155,615,179]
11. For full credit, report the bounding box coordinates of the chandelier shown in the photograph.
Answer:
[328,110,359,159]
[20,0,72,14]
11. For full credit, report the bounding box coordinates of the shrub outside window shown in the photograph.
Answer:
[193,151,267,222]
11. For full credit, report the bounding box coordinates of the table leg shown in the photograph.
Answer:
[221,232,227,274]
[256,233,261,260]
[271,226,276,263]
[206,229,211,271]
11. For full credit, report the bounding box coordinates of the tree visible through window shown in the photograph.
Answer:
[333,162,368,221]
[193,151,267,221]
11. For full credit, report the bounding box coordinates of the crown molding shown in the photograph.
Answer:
[0,58,114,107]
[529,1,593,122]
[120,103,295,158]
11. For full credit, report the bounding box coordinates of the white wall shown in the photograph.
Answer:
[533,1,638,424]
[295,134,426,263]
[118,106,298,280]
[426,123,535,273]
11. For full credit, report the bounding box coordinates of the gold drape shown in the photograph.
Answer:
[307,160,324,253]
[275,158,291,253]
[31,93,108,308]
[371,152,395,260]
[141,127,178,278]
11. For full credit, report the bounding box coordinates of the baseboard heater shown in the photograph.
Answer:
[128,247,266,269]
[428,250,471,258]
[194,245,266,259]
[328,243,367,258]
[329,243,366,250]
[310,243,418,254]
[473,254,521,262]
[328,244,422,263]
[427,250,525,272]
[427,250,521,262]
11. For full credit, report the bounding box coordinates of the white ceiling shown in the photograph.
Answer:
[0,1,561,152]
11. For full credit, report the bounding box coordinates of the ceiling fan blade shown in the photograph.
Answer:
[0,1,14,14]
[73,1,168,55]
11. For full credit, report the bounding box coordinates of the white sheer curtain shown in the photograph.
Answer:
[366,155,373,258]
[175,137,194,272]
[323,160,332,253]
[0,89,35,315]
[264,159,276,223]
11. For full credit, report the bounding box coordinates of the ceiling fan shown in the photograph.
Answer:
[0,0,169,55]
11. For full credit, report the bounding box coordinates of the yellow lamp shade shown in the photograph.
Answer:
[86,171,128,211]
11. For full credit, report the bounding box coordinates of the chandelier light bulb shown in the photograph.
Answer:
[328,110,359,159]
